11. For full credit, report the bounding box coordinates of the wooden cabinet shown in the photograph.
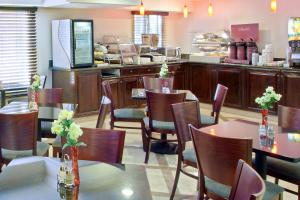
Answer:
[216,67,244,108]
[281,71,300,108]
[189,64,212,103]
[169,64,186,90]
[245,69,280,111]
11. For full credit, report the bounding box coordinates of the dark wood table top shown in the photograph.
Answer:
[0,157,152,200]
[132,88,198,101]
[199,120,300,162]
[0,101,77,121]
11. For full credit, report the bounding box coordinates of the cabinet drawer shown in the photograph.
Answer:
[169,65,184,72]
[140,67,160,75]
[121,68,140,76]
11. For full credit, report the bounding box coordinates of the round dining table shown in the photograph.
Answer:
[0,156,152,200]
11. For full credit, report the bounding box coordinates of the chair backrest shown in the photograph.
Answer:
[212,84,228,123]
[63,128,125,163]
[278,105,300,131]
[28,88,63,106]
[229,160,265,200]
[171,101,201,152]
[190,125,252,187]
[96,96,111,128]
[143,76,174,90]
[102,80,116,117]
[146,91,186,126]
[0,112,38,157]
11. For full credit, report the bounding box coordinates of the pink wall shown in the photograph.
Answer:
[179,0,300,57]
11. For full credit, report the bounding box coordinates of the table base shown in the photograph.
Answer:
[254,153,267,179]
[150,142,178,155]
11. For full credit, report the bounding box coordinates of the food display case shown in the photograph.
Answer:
[190,30,230,63]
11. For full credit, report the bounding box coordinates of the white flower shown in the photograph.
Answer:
[58,110,74,121]
[68,122,83,142]
[51,120,63,136]
[159,63,169,77]
[266,86,274,93]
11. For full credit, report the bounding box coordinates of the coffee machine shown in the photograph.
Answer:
[288,17,300,67]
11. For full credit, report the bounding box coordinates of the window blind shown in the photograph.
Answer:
[133,14,166,47]
[0,8,37,97]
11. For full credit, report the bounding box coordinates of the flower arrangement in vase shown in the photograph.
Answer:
[159,63,169,78]
[51,110,86,186]
[29,74,41,110]
[255,86,281,125]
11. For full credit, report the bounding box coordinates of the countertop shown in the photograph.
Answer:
[52,59,300,72]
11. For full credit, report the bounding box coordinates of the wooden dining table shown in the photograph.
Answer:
[199,119,300,179]
[0,156,152,200]
[0,101,77,140]
[132,88,199,101]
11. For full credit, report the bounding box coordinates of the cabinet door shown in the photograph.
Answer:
[169,64,185,90]
[281,71,300,108]
[216,67,244,108]
[246,69,280,111]
[189,64,212,103]
[77,72,99,113]
[121,77,139,108]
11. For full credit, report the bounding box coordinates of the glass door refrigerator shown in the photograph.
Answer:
[52,19,94,69]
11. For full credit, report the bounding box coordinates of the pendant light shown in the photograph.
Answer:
[183,1,188,18]
[208,0,213,16]
[139,0,145,15]
[271,0,277,12]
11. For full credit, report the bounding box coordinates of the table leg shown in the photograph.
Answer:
[254,153,267,179]
[37,119,42,142]
[1,91,5,108]
[150,134,178,155]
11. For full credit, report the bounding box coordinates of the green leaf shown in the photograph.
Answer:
[62,143,71,150]
[76,142,87,147]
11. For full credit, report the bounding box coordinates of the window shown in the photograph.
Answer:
[133,13,167,47]
[0,8,37,96]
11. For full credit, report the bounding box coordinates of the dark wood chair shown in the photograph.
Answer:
[28,88,63,107]
[169,101,201,200]
[102,80,146,130]
[142,91,186,163]
[0,112,49,165]
[63,128,125,163]
[96,96,111,128]
[143,76,174,90]
[266,105,300,199]
[189,125,283,200]
[201,84,228,126]
[229,159,266,200]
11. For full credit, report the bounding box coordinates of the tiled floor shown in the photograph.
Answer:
[73,103,298,200]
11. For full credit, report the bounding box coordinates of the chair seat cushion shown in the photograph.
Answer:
[264,181,284,200]
[2,142,49,160]
[182,148,197,163]
[143,117,175,131]
[266,157,300,180]
[114,109,145,120]
[205,177,231,199]
[200,114,215,125]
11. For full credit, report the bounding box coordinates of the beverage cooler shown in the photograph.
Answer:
[52,19,94,69]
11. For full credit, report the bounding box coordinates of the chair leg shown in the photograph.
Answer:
[170,157,182,200]
[141,122,148,152]
[275,178,279,184]
[144,132,152,164]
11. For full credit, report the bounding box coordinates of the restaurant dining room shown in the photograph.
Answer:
[1,0,300,199]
